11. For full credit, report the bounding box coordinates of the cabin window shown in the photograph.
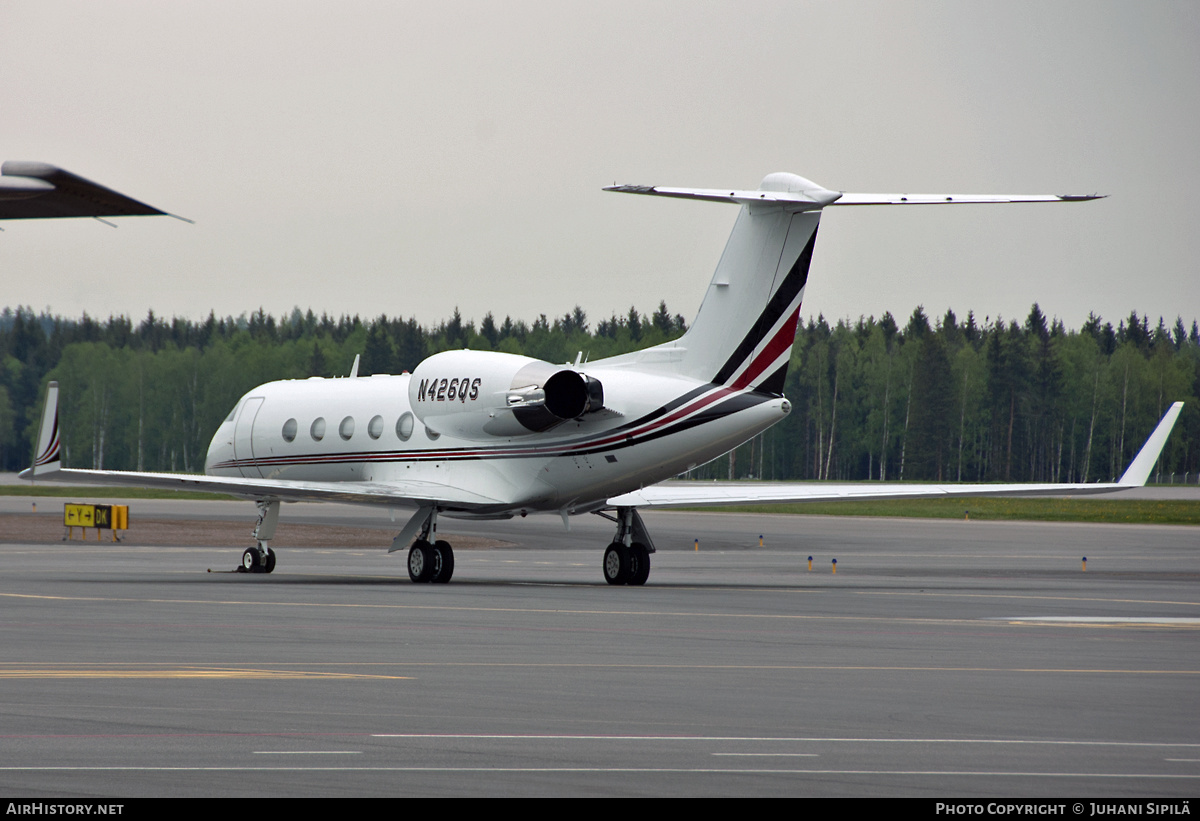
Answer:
[339,416,355,440]
[396,412,414,441]
[282,418,297,442]
[368,415,384,439]
[311,417,326,441]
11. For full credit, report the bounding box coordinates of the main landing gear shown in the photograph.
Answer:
[400,507,455,584]
[407,539,455,584]
[597,507,655,586]
[240,499,279,574]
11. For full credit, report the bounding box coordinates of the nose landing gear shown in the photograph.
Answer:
[239,499,279,574]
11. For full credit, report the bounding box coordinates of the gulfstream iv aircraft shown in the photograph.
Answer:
[21,172,1184,585]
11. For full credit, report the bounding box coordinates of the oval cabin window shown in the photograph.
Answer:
[368,415,384,440]
[396,412,414,441]
[311,417,326,441]
[282,418,298,442]
[339,416,355,440]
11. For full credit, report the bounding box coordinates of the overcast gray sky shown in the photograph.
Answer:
[2,1,1196,333]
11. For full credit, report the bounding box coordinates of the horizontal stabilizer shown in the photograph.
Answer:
[830,193,1105,206]
[605,183,842,210]
[606,179,1104,211]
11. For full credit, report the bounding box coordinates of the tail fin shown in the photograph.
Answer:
[605,174,1104,394]
[694,203,818,394]
[606,172,832,394]
[24,381,61,479]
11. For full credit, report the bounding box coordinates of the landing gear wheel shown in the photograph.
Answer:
[262,549,276,574]
[242,548,261,573]
[430,540,455,584]
[603,542,630,585]
[408,540,435,583]
[628,542,650,586]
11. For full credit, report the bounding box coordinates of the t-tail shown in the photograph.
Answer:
[605,173,1103,395]
[608,172,830,395]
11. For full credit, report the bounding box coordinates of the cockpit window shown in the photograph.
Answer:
[224,402,240,424]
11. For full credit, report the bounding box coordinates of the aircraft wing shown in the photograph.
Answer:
[0,162,169,220]
[18,466,505,510]
[610,479,1140,508]
[609,402,1183,508]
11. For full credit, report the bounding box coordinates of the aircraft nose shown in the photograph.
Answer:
[204,434,233,475]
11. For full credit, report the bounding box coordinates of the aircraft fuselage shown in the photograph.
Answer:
[204,362,791,518]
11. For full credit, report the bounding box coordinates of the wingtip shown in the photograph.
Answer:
[604,184,656,194]
[1117,402,1184,485]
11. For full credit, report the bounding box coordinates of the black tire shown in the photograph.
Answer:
[408,540,435,583]
[242,548,260,573]
[603,542,630,585]
[263,549,276,574]
[430,540,455,584]
[628,542,650,586]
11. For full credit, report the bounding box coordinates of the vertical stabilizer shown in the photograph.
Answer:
[607,173,829,394]
[687,203,818,393]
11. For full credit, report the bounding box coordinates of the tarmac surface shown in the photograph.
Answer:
[0,494,1197,797]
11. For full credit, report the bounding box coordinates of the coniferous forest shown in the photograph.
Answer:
[1,302,1197,485]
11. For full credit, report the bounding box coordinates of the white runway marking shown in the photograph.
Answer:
[369,733,1200,747]
[712,753,819,757]
[0,766,1196,780]
[252,751,362,755]
[996,617,1200,625]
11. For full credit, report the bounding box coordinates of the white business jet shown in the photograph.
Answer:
[19,170,1183,586]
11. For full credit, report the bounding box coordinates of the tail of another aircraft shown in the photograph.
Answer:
[605,173,1103,395]
[26,381,61,478]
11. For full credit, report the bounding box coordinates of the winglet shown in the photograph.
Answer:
[21,381,62,480]
[1118,402,1184,485]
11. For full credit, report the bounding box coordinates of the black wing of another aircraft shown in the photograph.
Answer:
[0,161,167,220]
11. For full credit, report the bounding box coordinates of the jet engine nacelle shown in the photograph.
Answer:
[409,350,604,439]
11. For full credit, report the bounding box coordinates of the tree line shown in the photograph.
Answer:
[1,303,1197,483]
[0,302,686,472]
